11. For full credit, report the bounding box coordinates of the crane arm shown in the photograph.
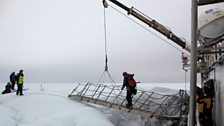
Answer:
[103,0,191,52]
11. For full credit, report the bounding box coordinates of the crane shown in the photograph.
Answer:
[102,0,191,53]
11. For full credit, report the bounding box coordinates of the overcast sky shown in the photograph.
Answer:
[0,0,223,83]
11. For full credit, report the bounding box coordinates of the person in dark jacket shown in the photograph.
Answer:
[203,79,214,126]
[16,70,24,96]
[9,72,16,90]
[2,82,12,94]
[196,86,205,126]
[121,72,136,107]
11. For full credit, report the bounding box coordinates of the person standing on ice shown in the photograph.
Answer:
[9,72,16,90]
[121,72,137,108]
[16,70,24,96]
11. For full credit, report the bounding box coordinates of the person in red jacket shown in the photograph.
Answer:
[121,72,137,108]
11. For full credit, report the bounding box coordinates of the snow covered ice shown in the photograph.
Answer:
[0,83,188,126]
[0,84,114,126]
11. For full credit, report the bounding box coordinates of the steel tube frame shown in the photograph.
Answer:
[189,0,198,125]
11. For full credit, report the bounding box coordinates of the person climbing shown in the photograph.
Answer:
[16,70,24,96]
[1,82,12,94]
[9,72,16,90]
[121,71,137,108]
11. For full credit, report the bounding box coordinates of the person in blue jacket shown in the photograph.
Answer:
[9,72,16,90]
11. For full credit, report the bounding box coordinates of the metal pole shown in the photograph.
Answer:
[201,73,204,87]
[189,0,198,125]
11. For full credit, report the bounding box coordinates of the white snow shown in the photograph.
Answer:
[0,83,188,126]
[0,83,114,126]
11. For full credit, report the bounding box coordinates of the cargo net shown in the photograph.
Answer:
[68,82,189,121]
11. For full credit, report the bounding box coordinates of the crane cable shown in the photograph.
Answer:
[104,6,108,72]
[108,4,190,56]
[97,8,115,84]
[184,69,188,91]
[108,4,191,89]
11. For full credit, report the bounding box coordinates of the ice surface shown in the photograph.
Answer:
[0,83,113,126]
[0,83,187,126]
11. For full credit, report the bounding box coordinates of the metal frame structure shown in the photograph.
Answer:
[69,82,189,123]
[198,0,224,6]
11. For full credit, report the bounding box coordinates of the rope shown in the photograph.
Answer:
[104,8,109,71]
[108,4,190,56]
[97,8,116,85]
[104,8,108,58]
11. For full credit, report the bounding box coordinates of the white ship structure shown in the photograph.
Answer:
[197,7,224,126]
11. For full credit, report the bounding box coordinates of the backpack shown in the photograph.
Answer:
[128,75,136,87]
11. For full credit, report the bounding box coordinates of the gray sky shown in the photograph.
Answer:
[0,0,223,83]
